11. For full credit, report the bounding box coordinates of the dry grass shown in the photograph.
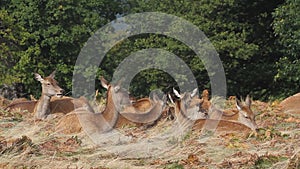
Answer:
[0,98,299,169]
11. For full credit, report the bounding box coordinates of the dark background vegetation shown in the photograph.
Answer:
[0,0,299,100]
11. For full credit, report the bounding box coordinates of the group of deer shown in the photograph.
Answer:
[170,87,258,133]
[5,71,258,134]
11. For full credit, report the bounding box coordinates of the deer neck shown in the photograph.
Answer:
[221,109,239,120]
[101,87,119,127]
[174,100,190,123]
[35,94,51,119]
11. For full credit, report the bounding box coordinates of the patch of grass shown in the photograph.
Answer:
[0,109,24,122]
[276,122,298,129]
[57,151,79,157]
[168,136,179,145]
[248,127,282,141]
[56,147,96,158]
[226,137,245,149]
[133,159,147,166]
[164,162,184,169]
[120,124,138,129]
[183,131,192,140]
[254,155,288,169]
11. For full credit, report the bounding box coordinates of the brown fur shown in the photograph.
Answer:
[280,94,300,114]
[5,100,37,113]
[5,71,92,120]
[175,100,252,133]
[173,93,254,132]
[5,96,91,115]
[200,89,211,112]
[114,98,152,128]
[192,119,252,133]
[56,77,165,134]
[34,71,64,119]
[0,96,11,107]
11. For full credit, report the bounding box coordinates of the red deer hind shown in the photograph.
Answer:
[171,89,254,132]
[5,71,92,118]
[56,77,166,134]
[34,71,64,119]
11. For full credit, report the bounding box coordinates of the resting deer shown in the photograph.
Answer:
[34,71,64,119]
[5,71,92,117]
[172,88,258,131]
[280,93,300,115]
[56,77,166,134]
[172,88,208,120]
[207,95,258,130]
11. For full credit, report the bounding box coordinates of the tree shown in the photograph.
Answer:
[0,9,30,85]
[1,0,123,97]
[101,0,283,99]
[273,0,300,98]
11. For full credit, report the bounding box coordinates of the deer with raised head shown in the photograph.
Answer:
[56,77,166,134]
[34,71,64,119]
[172,88,208,120]
[5,71,93,117]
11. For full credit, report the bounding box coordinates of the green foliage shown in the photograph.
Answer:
[1,0,299,100]
[0,0,123,97]
[273,0,300,58]
[0,9,30,84]
[272,0,300,98]
[106,0,283,99]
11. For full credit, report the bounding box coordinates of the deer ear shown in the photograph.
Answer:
[114,78,124,92]
[173,88,181,98]
[34,73,44,82]
[116,78,124,87]
[236,98,242,111]
[162,94,167,103]
[245,95,251,107]
[49,70,56,78]
[152,93,159,102]
[100,76,109,89]
[168,94,175,104]
[114,86,120,92]
[190,88,198,98]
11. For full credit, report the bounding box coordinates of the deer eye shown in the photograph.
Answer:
[46,83,51,86]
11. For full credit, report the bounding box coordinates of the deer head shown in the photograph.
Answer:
[100,76,131,112]
[173,88,200,106]
[236,95,258,130]
[34,70,64,119]
[172,88,206,119]
[34,71,64,98]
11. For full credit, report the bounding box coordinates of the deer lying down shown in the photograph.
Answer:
[5,97,93,115]
[279,93,300,114]
[170,92,252,133]
[172,88,207,119]
[5,100,37,113]
[56,77,166,134]
[172,88,258,131]
[208,95,258,131]
[5,71,93,118]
